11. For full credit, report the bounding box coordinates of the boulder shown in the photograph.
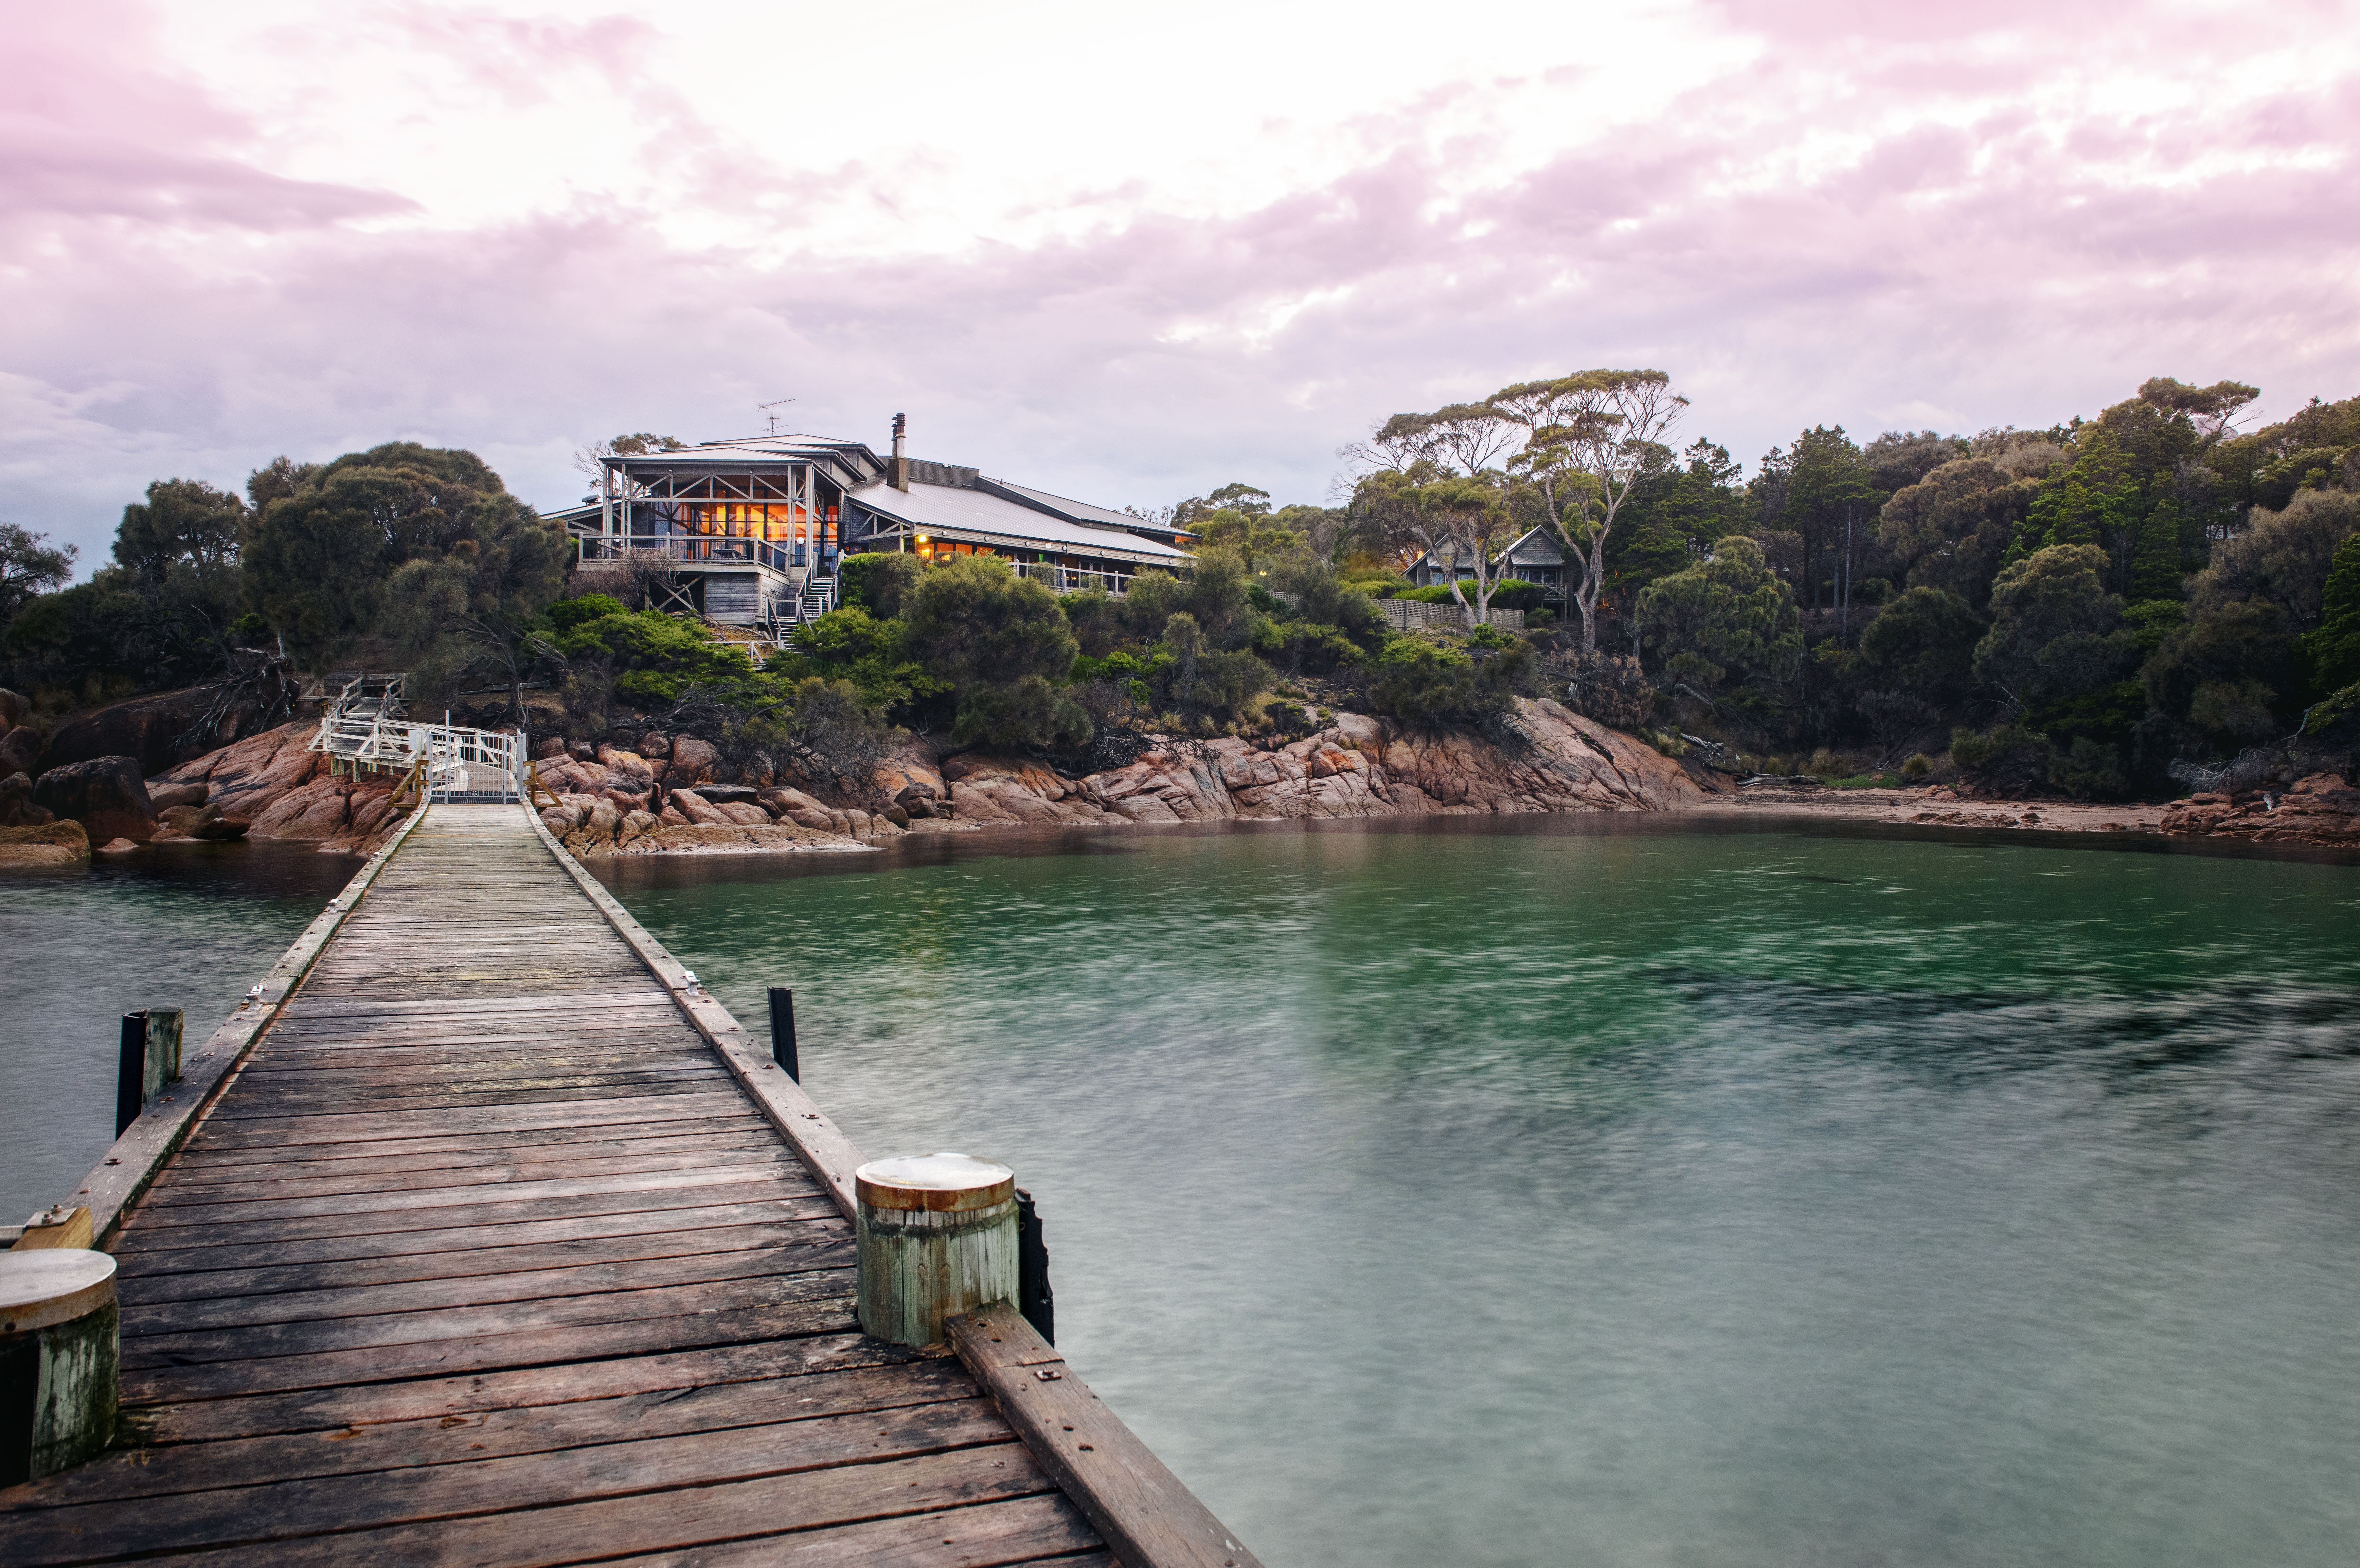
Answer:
[670,736,719,784]
[534,736,569,760]
[594,746,657,788]
[0,772,53,828]
[97,837,141,854]
[669,789,729,826]
[0,820,87,868]
[156,803,213,837]
[245,778,354,840]
[617,809,659,846]
[0,688,27,731]
[157,801,251,839]
[0,725,40,778]
[757,785,841,831]
[149,723,325,819]
[38,684,278,777]
[148,782,208,811]
[638,732,672,758]
[33,756,158,843]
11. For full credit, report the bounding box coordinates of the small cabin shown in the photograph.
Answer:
[1405,528,1569,601]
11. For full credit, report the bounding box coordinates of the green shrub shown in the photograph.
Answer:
[1951,723,2051,793]
[2048,735,2130,799]
[1902,752,1933,778]
[839,552,921,618]
[548,593,626,633]
[1361,636,1532,731]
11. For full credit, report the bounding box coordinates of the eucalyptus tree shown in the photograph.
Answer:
[0,523,77,628]
[1411,473,1519,621]
[1518,370,1689,653]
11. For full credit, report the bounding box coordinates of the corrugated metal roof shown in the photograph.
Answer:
[846,481,1192,563]
[987,480,1195,541]
[603,436,882,471]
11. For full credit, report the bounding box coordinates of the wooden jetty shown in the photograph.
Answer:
[1,804,1257,1567]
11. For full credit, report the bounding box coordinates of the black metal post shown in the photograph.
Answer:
[768,987,798,1081]
[1016,1187,1054,1345]
[115,1011,146,1137]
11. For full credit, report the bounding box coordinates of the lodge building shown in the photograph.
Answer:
[552,417,1194,629]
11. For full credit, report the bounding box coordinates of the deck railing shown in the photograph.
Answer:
[575,533,834,575]
[310,717,526,803]
[573,534,1138,597]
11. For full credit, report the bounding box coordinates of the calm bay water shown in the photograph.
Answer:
[597,818,2360,1568]
[0,817,2354,1564]
[0,843,356,1222]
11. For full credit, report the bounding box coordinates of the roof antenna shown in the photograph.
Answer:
[758,398,795,436]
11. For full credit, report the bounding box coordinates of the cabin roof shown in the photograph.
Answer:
[846,479,1193,563]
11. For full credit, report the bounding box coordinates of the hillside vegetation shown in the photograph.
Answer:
[3,374,2356,802]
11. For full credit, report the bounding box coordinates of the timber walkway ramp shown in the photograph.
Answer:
[1,804,1256,1567]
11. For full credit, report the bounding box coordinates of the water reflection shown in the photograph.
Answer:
[603,819,2360,1568]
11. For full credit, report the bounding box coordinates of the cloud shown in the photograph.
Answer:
[3,0,2357,569]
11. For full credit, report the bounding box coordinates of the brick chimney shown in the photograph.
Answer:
[890,412,909,491]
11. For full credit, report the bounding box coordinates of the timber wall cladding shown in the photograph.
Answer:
[700,572,763,619]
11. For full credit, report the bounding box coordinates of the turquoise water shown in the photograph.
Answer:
[0,843,356,1223]
[592,818,2360,1568]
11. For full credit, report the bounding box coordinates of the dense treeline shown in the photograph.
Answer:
[1300,373,2360,795]
[4,376,2356,799]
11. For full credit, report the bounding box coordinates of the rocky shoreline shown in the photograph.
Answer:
[537,698,1706,857]
[6,695,2357,867]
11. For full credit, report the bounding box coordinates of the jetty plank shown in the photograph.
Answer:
[0,801,1251,1566]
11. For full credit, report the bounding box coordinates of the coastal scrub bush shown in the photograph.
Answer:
[839,552,921,619]
[1951,723,2051,794]
[794,605,935,710]
[548,593,626,632]
[553,605,755,708]
[899,555,1089,749]
[1550,651,1653,731]
[1359,636,1532,733]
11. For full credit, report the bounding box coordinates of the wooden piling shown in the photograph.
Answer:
[0,1250,118,1486]
[855,1153,1019,1348]
[767,986,798,1081]
[112,1009,182,1137]
[1017,1187,1055,1344]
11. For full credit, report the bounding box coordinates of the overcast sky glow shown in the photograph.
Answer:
[7,0,2358,568]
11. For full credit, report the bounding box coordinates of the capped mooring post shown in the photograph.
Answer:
[114,1008,183,1137]
[0,1249,119,1485]
[855,1153,1018,1348]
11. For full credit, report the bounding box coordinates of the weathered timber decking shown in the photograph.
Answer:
[0,805,1125,1566]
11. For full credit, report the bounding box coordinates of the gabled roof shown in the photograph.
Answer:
[601,436,885,485]
[845,480,1192,565]
[1407,527,1566,570]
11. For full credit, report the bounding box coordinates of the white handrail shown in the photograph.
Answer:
[310,716,525,801]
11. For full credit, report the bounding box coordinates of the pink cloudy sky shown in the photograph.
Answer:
[6,0,2359,567]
